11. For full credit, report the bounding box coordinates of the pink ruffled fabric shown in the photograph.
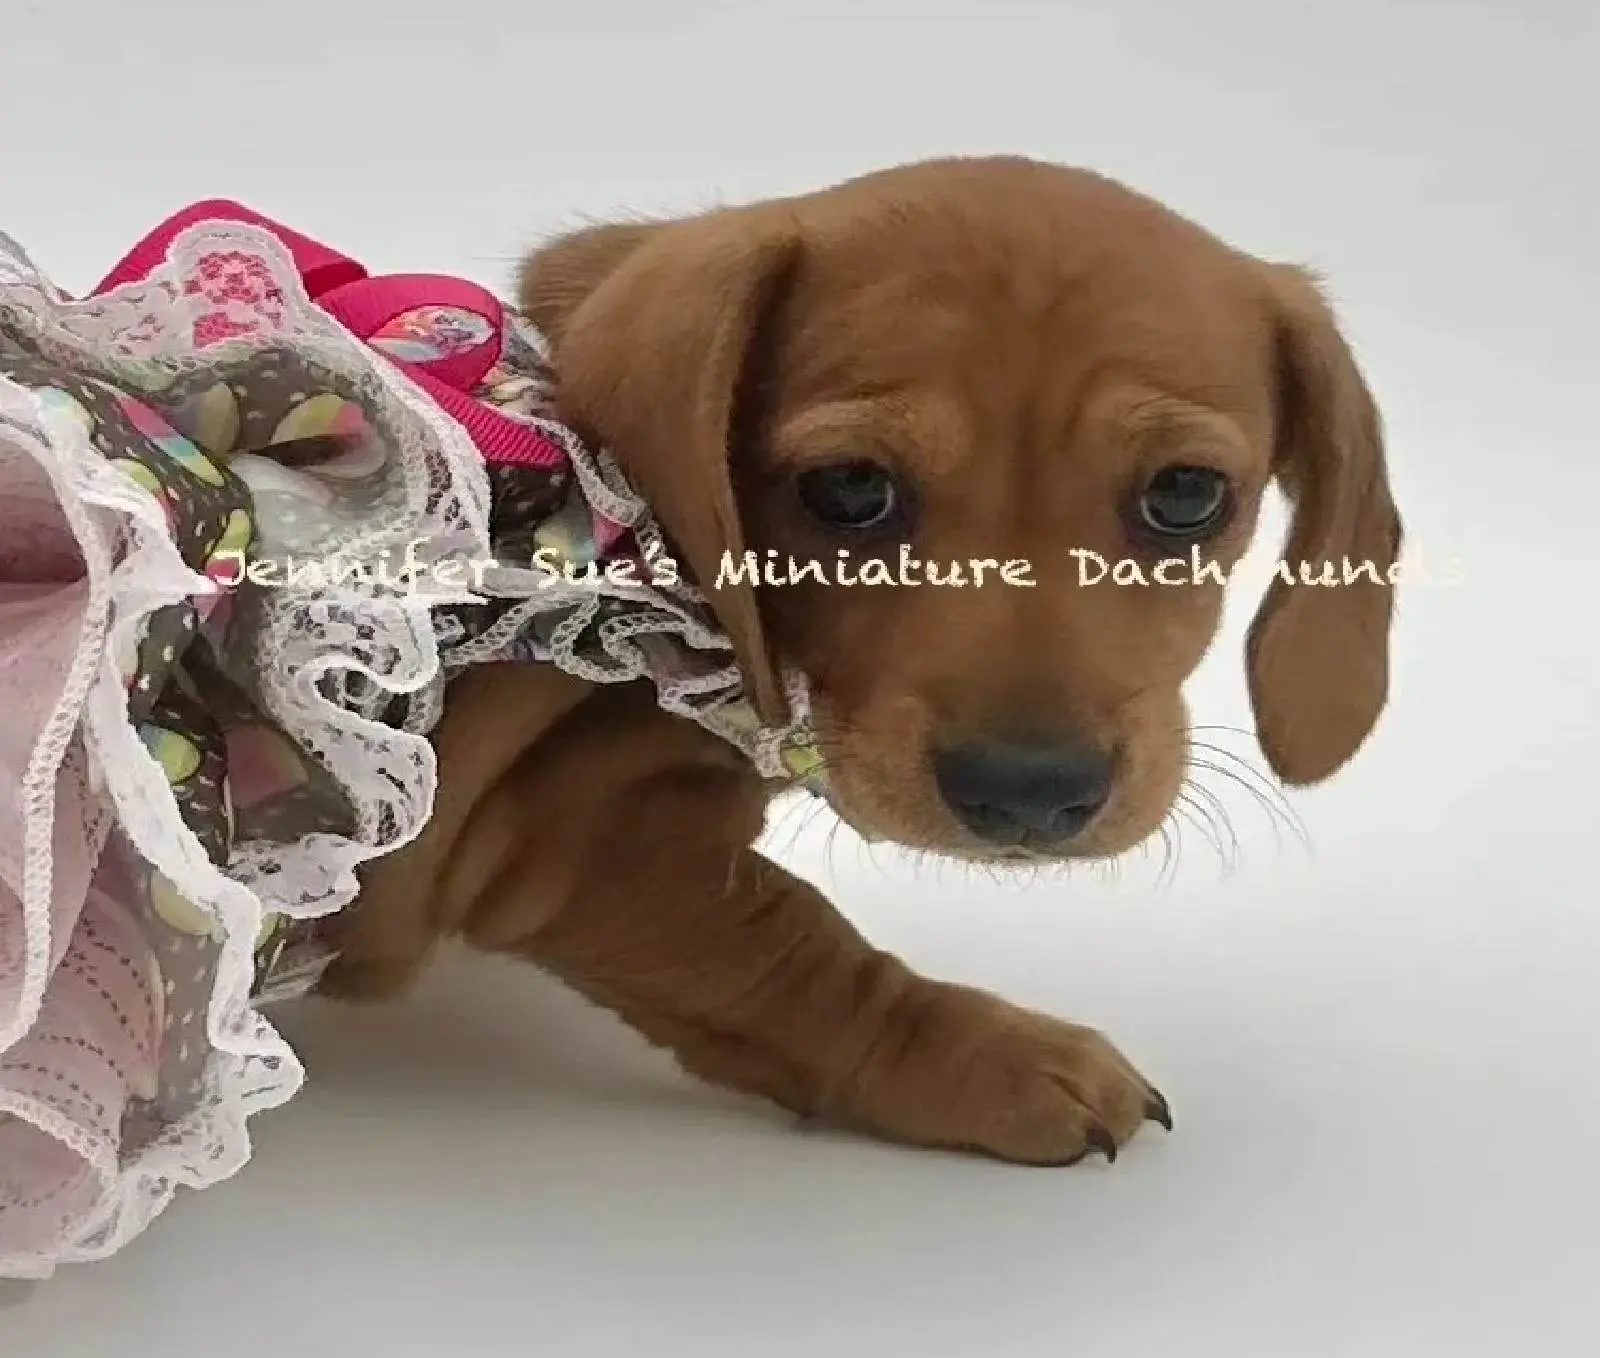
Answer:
[0,442,158,1269]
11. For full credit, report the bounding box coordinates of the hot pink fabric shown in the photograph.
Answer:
[94,200,566,470]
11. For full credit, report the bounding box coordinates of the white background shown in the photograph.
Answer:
[3,1,1597,1353]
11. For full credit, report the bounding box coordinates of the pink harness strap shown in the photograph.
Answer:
[95,200,565,469]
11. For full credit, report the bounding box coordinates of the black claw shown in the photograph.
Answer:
[1145,1089,1174,1131]
[1086,1126,1118,1162]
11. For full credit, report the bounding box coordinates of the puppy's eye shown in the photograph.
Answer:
[1138,465,1231,537]
[794,460,905,532]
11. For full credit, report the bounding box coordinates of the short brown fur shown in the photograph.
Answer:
[320,157,1401,1165]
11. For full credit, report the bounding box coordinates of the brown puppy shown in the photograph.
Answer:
[320,156,1401,1166]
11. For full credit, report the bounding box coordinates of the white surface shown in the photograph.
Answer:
[3,1,1597,1353]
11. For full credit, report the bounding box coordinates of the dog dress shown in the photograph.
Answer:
[0,203,821,1279]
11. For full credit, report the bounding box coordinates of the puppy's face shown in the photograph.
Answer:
[522,158,1401,862]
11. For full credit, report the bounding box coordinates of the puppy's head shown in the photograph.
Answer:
[519,157,1402,862]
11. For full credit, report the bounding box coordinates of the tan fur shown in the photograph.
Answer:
[319,156,1401,1165]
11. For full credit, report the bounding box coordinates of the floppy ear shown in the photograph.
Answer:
[1246,265,1403,785]
[518,208,801,725]
[516,220,659,346]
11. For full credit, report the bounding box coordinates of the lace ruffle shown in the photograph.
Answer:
[0,224,490,1278]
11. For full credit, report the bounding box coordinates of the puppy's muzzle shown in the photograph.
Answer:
[934,739,1114,848]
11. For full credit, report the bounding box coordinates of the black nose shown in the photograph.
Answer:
[934,740,1114,846]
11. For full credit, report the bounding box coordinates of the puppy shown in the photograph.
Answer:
[319,156,1401,1166]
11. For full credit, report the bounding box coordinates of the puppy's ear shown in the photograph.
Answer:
[1246,265,1403,785]
[519,208,801,725]
[517,220,659,346]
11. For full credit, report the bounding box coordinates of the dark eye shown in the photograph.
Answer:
[794,460,905,532]
[1137,465,1231,537]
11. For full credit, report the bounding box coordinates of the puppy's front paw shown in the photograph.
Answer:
[844,987,1171,1166]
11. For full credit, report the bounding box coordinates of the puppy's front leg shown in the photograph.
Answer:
[478,756,1169,1166]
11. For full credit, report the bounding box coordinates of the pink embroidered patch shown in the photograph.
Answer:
[192,311,260,347]
[185,251,285,308]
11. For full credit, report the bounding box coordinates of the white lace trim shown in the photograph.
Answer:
[433,327,817,783]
